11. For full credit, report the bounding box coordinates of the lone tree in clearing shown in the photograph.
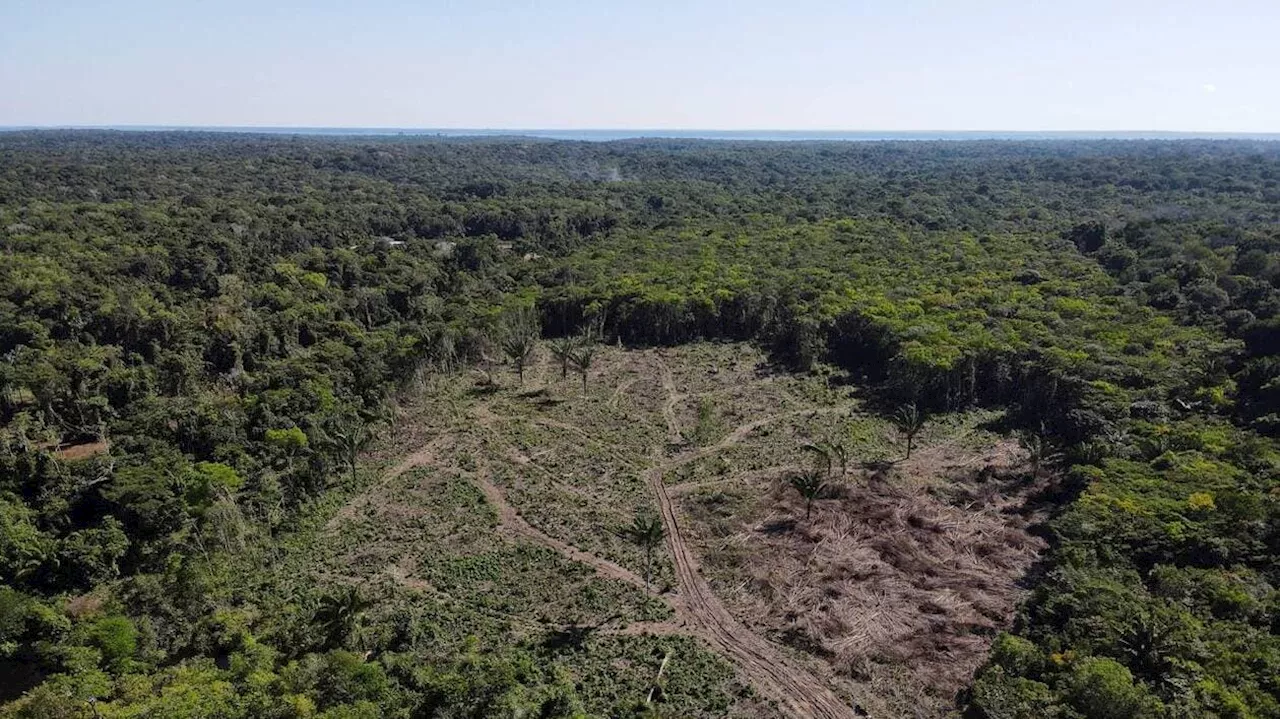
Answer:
[893,402,926,459]
[501,331,536,386]
[792,442,837,520]
[803,441,848,477]
[569,344,597,394]
[624,513,666,587]
[788,467,827,521]
[500,312,539,385]
[548,336,578,380]
[321,405,390,486]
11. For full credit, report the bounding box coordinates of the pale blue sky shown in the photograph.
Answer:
[2,0,1276,131]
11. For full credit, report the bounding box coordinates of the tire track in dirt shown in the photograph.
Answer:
[350,361,861,716]
[655,354,686,444]
[645,459,859,719]
[642,396,862,719]
[472,468,658,595]
[469,375,860,715]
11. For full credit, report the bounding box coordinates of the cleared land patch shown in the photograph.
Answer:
[313,342,1043,718]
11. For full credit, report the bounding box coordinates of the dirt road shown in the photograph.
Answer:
[641,398,862,719]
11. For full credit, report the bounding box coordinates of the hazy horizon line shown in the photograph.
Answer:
[3,125,1279,141]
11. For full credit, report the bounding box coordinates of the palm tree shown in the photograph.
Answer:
[569,344,597,394]
[802,441,848,477]
[893,403,926,459]
[501,330,537,385]
[313,586,371,649]
[548,336,578,380]
[789,468,826,521]
[829,442,849,477]
[1018,427,1061,475]
[1118,610,1186,687]
[321,404,393,486]
[623,514,666,586]
[325,418,373,486]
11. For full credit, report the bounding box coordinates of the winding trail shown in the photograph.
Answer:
[609,377,639,409]
[656,354,687,444]
[472,469,656,594]
[472,377,861,717]
[324,436,451,532]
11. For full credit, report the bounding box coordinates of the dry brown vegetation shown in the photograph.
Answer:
[48,439,111,461]
[685,435,1047,715]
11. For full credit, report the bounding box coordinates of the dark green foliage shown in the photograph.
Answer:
[312,588,371,651]
[2,131,1279,717]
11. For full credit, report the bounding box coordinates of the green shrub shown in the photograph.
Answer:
[1064,657,1162,719]
[967,666,1057,719]
[990,634,1048,679]
[86,616,137,668]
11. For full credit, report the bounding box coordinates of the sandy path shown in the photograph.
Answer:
[642,408,861,719]
[656,354,687,444]
[472,469,656,594]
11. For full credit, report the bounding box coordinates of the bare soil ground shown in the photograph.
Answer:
[317,342,1045,718]
[686,445,1046,714]
[49,439,111,461]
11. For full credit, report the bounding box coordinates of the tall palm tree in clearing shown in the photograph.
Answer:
[548,336,577,380]
[323,414,374,486]
[569,344,597,394]
[624,514,666,587]
[893,402,926,459]
[501,330,536,386]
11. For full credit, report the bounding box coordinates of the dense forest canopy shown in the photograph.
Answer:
[1,131,1278,718]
